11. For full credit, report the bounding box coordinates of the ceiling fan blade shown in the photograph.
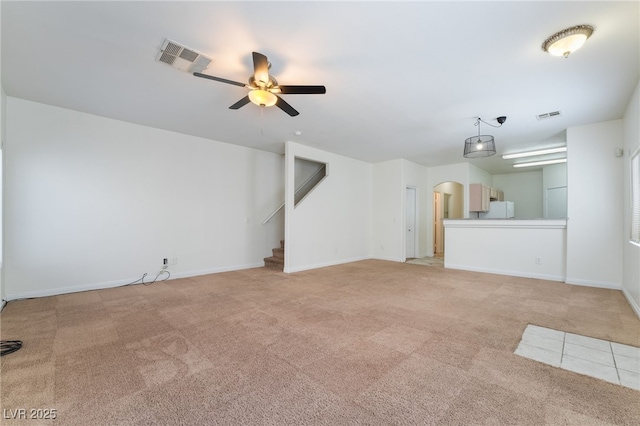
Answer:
[275,96,299,117]
[229,95,251,109]
[229,96,251,110]
[252,52,270,86]
[193,72,246,87]
[277,85,327,95]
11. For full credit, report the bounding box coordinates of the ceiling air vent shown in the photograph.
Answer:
[536,110,562,121]
[156,39,213,73]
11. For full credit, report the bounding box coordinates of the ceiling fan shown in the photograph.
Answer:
[194,52,326,117]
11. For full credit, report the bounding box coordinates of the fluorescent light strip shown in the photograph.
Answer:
[513,158,567,168]
[502,146,567,159]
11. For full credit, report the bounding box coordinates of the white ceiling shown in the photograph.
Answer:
[2,1,638,174]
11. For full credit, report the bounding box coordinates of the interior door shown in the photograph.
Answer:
[406,187,416,258]
[546,186,567,218]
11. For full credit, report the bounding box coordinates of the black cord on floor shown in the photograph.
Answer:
[2,270,172,315]
[124,270,171,287]
[142,270,170,286]
[1,340,23,357]
[124,273,149,286]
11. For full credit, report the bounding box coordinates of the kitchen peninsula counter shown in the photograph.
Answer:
[443,219,567,281]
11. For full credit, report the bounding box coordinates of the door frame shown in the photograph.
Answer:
[405,186,418,260]
[433,191,442,255]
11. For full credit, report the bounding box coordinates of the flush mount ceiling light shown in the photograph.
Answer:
[502,146,567,160]
[542,25,594,58]
[463,116,506,158]
[513,158,567,168]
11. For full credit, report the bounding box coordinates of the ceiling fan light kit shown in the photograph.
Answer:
[193,51,326,116]
[542,25,594,58]
[248,89,277,107]
[463,116,506,158]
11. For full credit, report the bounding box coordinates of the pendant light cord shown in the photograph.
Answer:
[476,117,505,128]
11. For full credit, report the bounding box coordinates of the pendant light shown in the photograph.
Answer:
[463,116,506,158]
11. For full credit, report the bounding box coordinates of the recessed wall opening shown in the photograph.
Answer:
[294,157,328,207]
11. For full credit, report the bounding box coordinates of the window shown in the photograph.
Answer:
[632,147,640,245]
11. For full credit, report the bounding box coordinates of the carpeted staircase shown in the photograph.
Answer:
[264,240,284,270]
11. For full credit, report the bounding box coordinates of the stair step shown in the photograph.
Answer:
[264,256,284,271]
[264,240,285,271]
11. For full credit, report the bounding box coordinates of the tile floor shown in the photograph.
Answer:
[405,256,444,267]
[515,324,640,391]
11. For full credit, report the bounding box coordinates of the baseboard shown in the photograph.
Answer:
[444,263,566,282]
[5,262,265,301]
[371,255,404,263]
[285,256,370,273]
[622,287,640,320]
[0,299,6,312]
[564,277,622,290]
[168,262,264,279]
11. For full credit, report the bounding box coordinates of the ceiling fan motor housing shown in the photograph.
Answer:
[249,75,278,91]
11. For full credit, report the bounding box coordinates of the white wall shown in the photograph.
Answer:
[4,98,284,299]
[284,142,372,272]
[445,220,567,281]
[468,163,492,188]
[0,87,5,307]
[566,119,624,289]
[402,160,429,258]
[371,160,404,262]
[1,0,5,307]
[622,80,640,317]
[493,171,543,218]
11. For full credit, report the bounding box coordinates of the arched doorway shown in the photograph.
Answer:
[433,181,464,255]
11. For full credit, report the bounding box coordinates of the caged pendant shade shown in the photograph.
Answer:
[463,117,498,158]
[464,135,496,158]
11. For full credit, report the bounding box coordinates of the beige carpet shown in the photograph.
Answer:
[1,260,639,425]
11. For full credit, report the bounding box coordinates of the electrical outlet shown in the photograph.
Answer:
[170,257,177,265]
[535,257,541,265]
[163,258,168,265]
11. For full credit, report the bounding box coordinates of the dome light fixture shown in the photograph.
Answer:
[542,25,594,58]
[463,116,506,158]
[248,89,277,107]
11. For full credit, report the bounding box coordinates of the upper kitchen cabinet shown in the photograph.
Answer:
[469,183,490,212]
[469,183,504,211]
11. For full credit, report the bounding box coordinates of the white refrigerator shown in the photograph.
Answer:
[479,201,515,219]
